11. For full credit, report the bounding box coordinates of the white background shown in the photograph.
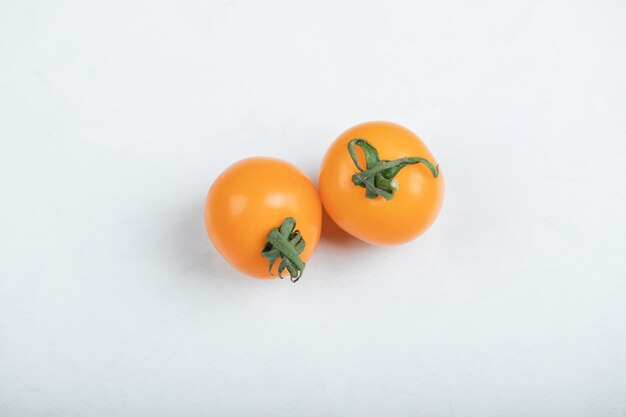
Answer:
[1,0,625,416]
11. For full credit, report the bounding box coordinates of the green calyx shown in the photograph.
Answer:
[348,138,439,201]
[261,217,306,282]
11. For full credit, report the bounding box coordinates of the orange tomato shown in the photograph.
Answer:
[205,157,322,281]
[318,121,444,245]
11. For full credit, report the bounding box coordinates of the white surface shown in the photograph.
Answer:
[1,0,626,416]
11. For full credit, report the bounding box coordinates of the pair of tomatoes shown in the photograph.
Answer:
[204,121,444,282]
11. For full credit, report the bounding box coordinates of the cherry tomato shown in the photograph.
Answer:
[318,121,444,245]
[205,157,322,281]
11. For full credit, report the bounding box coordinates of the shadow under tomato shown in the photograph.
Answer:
[321,208,368,249]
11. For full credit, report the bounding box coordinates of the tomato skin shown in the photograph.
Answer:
[318,121,444,245]
[205,157,322,279]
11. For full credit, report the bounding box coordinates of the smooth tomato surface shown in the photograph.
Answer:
[205,157,322,278]
[319,121,444,245]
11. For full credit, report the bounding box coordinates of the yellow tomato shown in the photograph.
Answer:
[319,121,444,245]
[205,157,322,281]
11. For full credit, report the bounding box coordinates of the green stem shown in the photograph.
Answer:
[348,138,439,201]
[260,217,306,282]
